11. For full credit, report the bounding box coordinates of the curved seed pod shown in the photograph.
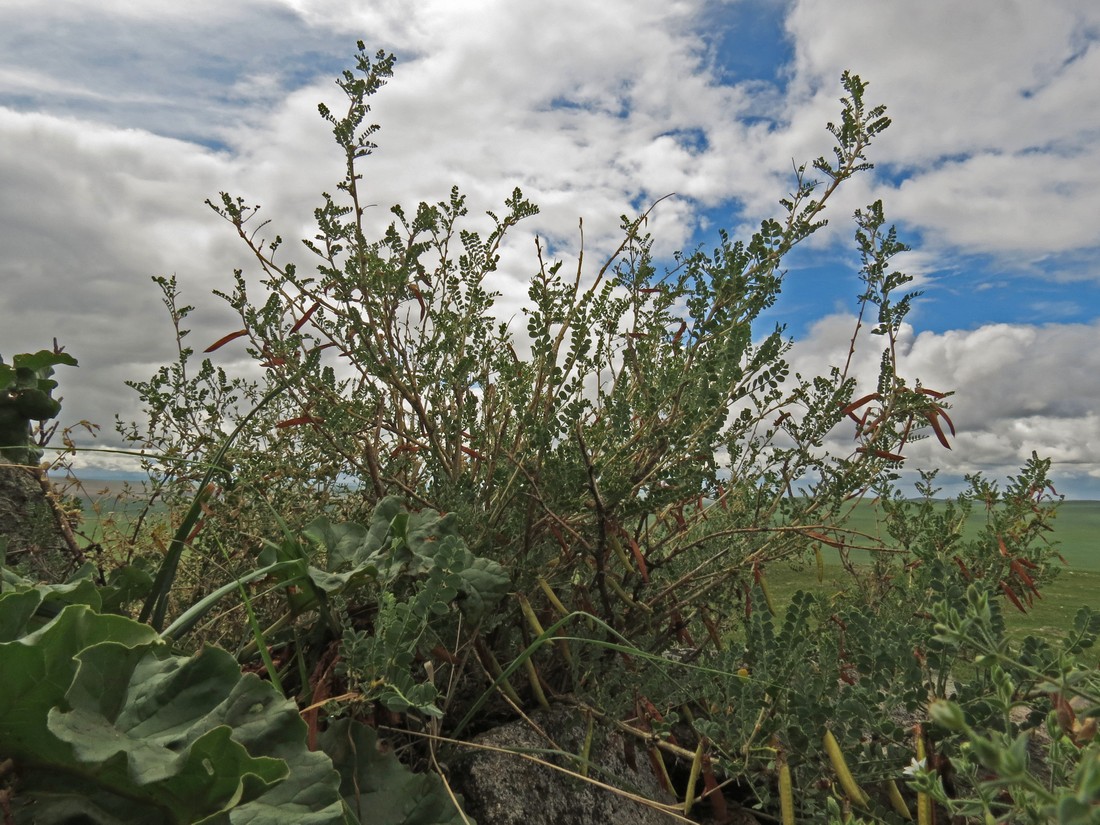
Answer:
[778,752,795,825]
[823,729,869,808]
[683,738,705,816]
[522,656,550,709]
[886,778,912,820]
[754,564,777,615]
[915,726,932,825]
[536,577,570,617]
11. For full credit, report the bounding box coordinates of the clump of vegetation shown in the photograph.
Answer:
[0,348,77,467]
[2,43,1096,824]
[0,348,85,582]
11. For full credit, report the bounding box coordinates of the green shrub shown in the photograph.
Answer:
[83,43,1093,822]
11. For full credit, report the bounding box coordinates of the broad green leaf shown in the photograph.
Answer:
[0,602,162,766]
[318,718,472,825]
[303,518,373,570]
[0,589,43,641]
[304,501,508,622]
[9,386,61,419]
[11,349,79,374]
[0,596,349,824]
[99,561,156,613]
[453,549,509,622]
[404,508,462,566]
[51,704,285,819]
[10,770,173,824]
[36,574,105,612]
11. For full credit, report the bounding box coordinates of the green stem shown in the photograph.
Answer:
[140,376,296,631]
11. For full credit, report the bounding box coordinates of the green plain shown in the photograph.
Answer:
[772,499,1100,640]
[71,481,1099,639]
[837,498,1100,572]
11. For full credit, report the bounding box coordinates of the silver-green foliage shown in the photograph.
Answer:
[265,496,509,718]
[124,44,949,667]
[917,587,1100,824]
[105,41,1092,823]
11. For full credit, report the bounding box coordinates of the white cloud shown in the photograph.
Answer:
[790,314,1100,494]
[1,0,1098,498]
[0,108,251,453]
[888,148,1100,255]
[783,0,1100,262]
[786,0,1100,160]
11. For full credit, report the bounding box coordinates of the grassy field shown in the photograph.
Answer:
[762,498,1098,640]
[837,498,1100,572]
[763,561,1099,642]
[61,477,166,548]
[67,479,1099,639]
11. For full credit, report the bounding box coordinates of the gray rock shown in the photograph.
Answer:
[0,461,83,581]
[449,705,685,825]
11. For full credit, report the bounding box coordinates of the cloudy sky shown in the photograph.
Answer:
[2,0,1099,497]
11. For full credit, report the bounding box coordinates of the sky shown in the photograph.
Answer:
[2,0,1099,497]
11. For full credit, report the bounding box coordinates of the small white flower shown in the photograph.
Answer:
[902,757,927,777]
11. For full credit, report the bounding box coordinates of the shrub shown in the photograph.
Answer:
[123,43,937,660]
[96,43,1091,822]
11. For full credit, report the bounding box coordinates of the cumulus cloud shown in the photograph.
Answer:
[0,0,349,145]
[783,0,1100,262]
[790,314,1100,495]
[0,109,255,470]
[0,0,1097,496]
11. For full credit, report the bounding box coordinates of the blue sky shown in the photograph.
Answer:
[2,0,1099,496]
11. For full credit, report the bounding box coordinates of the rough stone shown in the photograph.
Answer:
[0,460,83,581]
[449,705,684,825]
